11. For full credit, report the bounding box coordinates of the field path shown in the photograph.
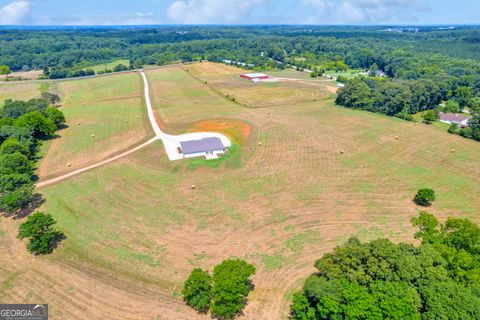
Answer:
[37,70,230,188]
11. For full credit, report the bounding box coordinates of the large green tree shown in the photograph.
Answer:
[15,111,57,138]
[182,259,256,319]
[17,212,65,254]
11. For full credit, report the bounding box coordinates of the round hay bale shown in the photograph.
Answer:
[125,120,128,123]
[451,149,456,153]
[76,122,81,125]
[395,136,399,140]
[137,116,140,119]
[91,134,95,138]
[191,184,196,190]
[67,162,72,167]
[340,149,344,154]
[258,142,263,146]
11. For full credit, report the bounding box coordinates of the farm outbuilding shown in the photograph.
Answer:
[179,137,226,159]
[439,112,471,127]
[240,73,269,81]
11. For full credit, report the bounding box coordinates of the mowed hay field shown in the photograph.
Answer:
[1,64,480,319]
[0,81,44,108]
[38,72,151,180]
[147,65,244,133]
[184,62,334,108]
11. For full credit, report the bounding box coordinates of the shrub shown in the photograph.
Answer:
[182,268,212,313]
[41,92,60,105]
[422,110,438,124]
[448,123,459,134]
[414,188,436,206]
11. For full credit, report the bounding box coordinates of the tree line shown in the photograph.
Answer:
[3,26,480,81]
[336,76,480,141]
[0,94,65,254]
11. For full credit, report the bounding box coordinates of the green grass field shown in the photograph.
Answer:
[267,69,321,80]
[2,63,480,319]
[324,68,366,79]
[88,59,130,72]
[147,66,242,132]
[38,72,151,179]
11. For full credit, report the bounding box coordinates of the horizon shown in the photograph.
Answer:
[0,24,477,29]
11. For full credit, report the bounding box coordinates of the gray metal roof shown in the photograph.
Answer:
[439,112,470,123]
[180,137,225,154]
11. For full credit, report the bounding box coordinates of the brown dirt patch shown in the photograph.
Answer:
[184,61,246,78]
[189,119,251,143]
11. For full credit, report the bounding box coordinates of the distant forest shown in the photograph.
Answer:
[2,25,480,75]
[1,25,480,141]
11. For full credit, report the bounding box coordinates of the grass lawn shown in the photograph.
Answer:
[412,111,457,131]
[267,69,319,80]
[2,63,480,319]
[37,72,152,180]
[324,68,366,79]
[87,59,130,72]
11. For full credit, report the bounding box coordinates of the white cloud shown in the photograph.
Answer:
[301,0,428,24]
[167,0,268,24]
[36,11,160,26]
[0,0,31,25]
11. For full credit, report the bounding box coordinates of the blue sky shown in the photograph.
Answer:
[0,0,479,25]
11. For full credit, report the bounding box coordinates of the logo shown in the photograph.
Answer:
[0,304,48,320]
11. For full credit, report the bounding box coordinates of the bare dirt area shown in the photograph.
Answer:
[2,63,480,320]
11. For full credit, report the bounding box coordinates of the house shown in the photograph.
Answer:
[439,112,471,127]
[179,137,226,159]
[336,83,345,88]
[240,73,269,81]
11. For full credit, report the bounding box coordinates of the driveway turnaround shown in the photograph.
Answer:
[140,71,231,160]
[37,70,231,187]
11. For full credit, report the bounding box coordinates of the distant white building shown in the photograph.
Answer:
[336,83,345,88]
[439,112,471,127]
[223,59,255,67]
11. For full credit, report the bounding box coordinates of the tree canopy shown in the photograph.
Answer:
[17,212,65,254]
[290,212,480,320]
[182,259,256,319]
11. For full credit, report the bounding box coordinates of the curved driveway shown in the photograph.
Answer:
[37,70,231,188]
